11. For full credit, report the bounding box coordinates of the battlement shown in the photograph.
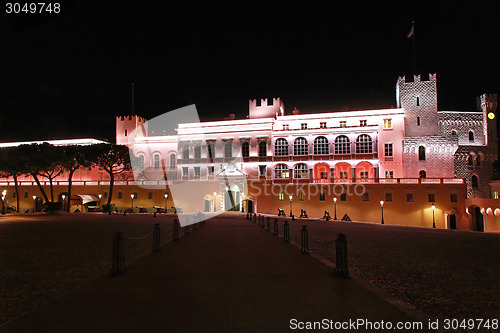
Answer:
[477,93,498,112]
[116,115,148,123]
[116,115,148,145]
[249,97,284,119]
[397,73,437,84]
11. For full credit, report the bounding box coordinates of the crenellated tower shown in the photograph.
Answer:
[396,73,438,137]
[116,115,148,145]
[248,97,284,119]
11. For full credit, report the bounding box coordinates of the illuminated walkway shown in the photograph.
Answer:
[4,214,430,332]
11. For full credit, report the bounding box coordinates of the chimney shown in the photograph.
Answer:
[292,107,299,115]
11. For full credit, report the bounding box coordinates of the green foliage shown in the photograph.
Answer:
[42,201,61,213]
[101,203,116,213]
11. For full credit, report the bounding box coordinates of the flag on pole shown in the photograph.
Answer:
[407,21,414,38]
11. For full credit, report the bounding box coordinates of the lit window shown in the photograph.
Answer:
[493,190,499,200]
[274,138,289,156]
[313,136,329,155]
[278,193,284,201]
[293,164,309,179]
[385,171,394,178]
[334,136,351,154]
[293,137,308,156]
[298,192,305,201]
[356,134,373,154]
[383,119,392,129]
[274,164,289,179]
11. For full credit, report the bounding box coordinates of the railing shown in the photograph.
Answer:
[0,177,465,187]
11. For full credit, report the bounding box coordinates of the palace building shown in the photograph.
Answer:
[1,73,499,231]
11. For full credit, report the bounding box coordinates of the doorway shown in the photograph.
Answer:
[448,214,456,230]
[224,184,240,211]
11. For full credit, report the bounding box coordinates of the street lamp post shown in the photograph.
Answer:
[333,197,337,220]
[289,195,293,217]
[33,195,37,212]
[213,191,217,212]
[164,193,168,213]
[131,194,134,211]
[432,203,436,228]
[1,190,6,215]
[380,200,384,224]
[98,194,102,208]
[61,195,66,213]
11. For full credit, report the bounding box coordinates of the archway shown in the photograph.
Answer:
[469,206,484,232]
[224,184,240,211]
[356,161,374,179]
[203,194,213,212]
[314,163,330,182]
[334,162,352,181]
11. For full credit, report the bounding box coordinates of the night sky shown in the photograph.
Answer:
[1,2,499,142]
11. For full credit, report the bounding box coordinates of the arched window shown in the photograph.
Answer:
[224,141,233,158]
[313,136,329,155]
[355,134,373,154]
[274,138,289,156]
[476,155,481,166]
[274,164,289,179]
[153,154,160,170]
[138,154,145,170]
[294,137,308,155]
[419,170,426,178]
[259,141,267,157]
[169,153,176,170]
[334,135,351,154]
[293,164,309,179]
[467,154,473,166]
[417,116,421,126]
[418,146,426,160]
[241,141,249,158]
[451,130,457,136]
[469,130,475,142]
[472,175,479,188]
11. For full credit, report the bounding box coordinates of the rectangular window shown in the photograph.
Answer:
[360,120,367,127]
[208,166,214,176]
[104,192,108,199]
[340,193,347,201]
[406,193,414,202]
[428,193,435,202]
[258,141,267,157]
[194,145,201,159]
[362,193,369,202]
[494,190,499,200]
[385,192,392,202]
[450,193,458,202]
[148,192,153,200]
[320,122,326,128]
[359,171,368,179]
[182,167,189,176]
[339,121,347,128]
[182,146,189,159]
[384,143,393,157]
[301,123,307,130]
[24,191,28,198]
[259,165,266,177]
[118,192,123,199]
[319,193,325,201]
[385,171,394,179]
[283,124,289,131]
[194,167,200,178]
[339,171,348,179]
[207,142,215,159]
[320,172,328,179]
[384,119,392,129]
[278,193,284,201]
[298,192,305,201]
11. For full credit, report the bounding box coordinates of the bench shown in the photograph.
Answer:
[136,206,148,213]
[278,208,286,216]
[300,209,308,218]
[153,206,165,213]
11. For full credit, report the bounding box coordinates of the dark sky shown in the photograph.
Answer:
[1,2,499,142]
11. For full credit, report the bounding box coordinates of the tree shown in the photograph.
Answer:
[60,144,94,212]
[0,146,27,212]
[91,144,133,207]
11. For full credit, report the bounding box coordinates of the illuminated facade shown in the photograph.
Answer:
[1,74,499,231]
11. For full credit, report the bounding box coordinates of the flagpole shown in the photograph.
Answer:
[412,21,416,75]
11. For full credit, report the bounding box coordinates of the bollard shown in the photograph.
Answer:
[124,211,126,216]
[301,225,309,254]
[266,216,270,231]
[291,214,295,221]
[283,220,290,243]
[111,231,125,276]
[273,218,278,236]
[246,213,249,220]
[173,219,179,241]
[152,223,161,252]
[253,213,256,224]
[184,225,190,235]
[154,212,157,218]
[335,233,349,278]
[261,215,265,229]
